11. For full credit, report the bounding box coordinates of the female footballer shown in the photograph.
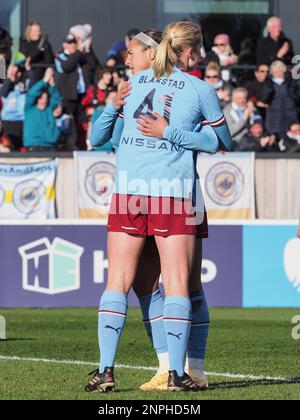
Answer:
[86,22,232,393]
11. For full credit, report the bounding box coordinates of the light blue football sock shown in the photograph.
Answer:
[188,291,210,361]
[139,289,168,356]
[98,290,128,373]
[164,296,192,377]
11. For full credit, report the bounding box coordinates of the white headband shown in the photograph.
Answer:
[134,32,158,48]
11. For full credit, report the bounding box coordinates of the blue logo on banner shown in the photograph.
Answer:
[205,162,244,206]
[14,179,46,215]
[243,226,300,307]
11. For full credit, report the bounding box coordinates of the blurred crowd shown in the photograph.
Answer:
[0,17,300,154]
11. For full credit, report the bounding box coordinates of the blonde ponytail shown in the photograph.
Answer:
[154,36,178,78]
[154,21,203,78]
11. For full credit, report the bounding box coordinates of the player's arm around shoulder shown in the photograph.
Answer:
[91,81,131,147]
[90,103,119,147]
[191,76,233,152]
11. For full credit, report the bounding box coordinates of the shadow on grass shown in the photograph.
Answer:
[81,379,300,395]
[0,338,34,342]
[209,377,300,391]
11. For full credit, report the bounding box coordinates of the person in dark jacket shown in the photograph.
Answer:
[55,34,89,113]
[261,60,300,138]
[69,24,99,84]
[279,122,300,153]
[0,26,12,66]
[235,115,279,152]
[245,64,270,120]
[55,34,90,149]
[20,22,54,88]
[257,17,294,65]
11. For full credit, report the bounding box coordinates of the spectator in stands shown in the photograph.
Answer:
[55,34,89,149]
[69,24,99,84]
[235,38,257,85]
[20,22,54,88]
[0,25,12,67]
[112,68,123,86]
[106,28,140,65]
[245,64,270,120]
[279,122,300,152]
[105,56,118,68]
[235,115,279,152]
[238,38,256,66]
[92,87,117,124]
[79,67,113,149]
[0,64,27,151]
[261,60,300,138]
[224,87,258,145]
[112,67,128,86]
[209,34,238,82]
[53,104,77,151]
[81,67,112,118]
[257,17,294,65]
[204,62,232,108]
[24,67,62,151]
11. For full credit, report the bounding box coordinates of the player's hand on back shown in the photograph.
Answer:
[136,112,168,139]
[113,81,131,111]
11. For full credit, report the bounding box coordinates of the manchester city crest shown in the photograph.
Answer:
[85,161,116,208]
[14,179,46,214]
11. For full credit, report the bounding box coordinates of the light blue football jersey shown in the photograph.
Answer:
[115,67,228,198]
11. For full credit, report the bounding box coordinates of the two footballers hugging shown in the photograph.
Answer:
[85,20,233,393]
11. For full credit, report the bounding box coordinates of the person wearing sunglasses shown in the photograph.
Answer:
[245,64,270,120]
[211,34,237,82]
[204,62,232,108]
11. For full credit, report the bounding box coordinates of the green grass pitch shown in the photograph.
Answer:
[0,308,299,400]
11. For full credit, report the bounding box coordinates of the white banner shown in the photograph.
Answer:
[74,152,116,219]
[0,159,58,219]
[197,152,255,219]
[74,151,255,220]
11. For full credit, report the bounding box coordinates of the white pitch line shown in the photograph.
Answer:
[0,355,294,382]
[0,355,157,371]
[0,355,100,367]
[203,371,291,382]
